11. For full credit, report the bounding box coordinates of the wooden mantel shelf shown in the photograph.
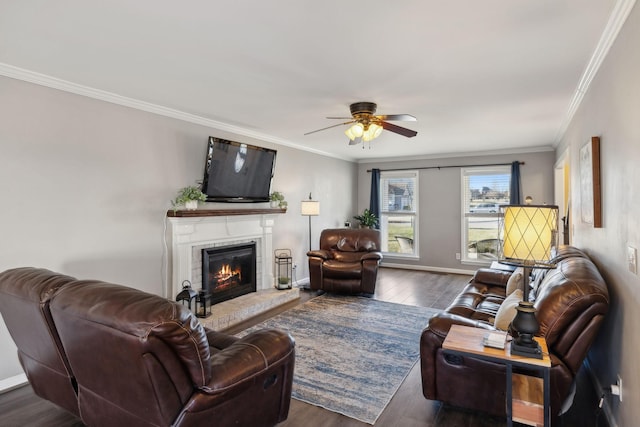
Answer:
[166,208,287,218]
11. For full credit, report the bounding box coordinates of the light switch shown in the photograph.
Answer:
[628,246,637,274]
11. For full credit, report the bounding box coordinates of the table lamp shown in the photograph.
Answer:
[498,204,558,358]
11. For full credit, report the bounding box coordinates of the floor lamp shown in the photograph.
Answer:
[301,193,320,252]
[498,203,558,358]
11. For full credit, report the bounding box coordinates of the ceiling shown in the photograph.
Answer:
[0,1,623,161]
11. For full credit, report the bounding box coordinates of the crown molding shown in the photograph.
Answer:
[2,0,633,163]
[357,145,555,164]
[0,63,352,162]
[555,0,637,144]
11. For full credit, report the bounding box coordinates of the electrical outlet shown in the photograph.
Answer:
[611,374,622,402]
[455,253,461,260]
[293,264,297,270]
[618,374,623,402]
[628,246,637,274]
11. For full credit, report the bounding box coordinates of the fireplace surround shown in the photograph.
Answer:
[165,209,299,330]
[166,209,281,298]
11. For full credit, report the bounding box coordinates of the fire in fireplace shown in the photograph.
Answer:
[202,242,257,305]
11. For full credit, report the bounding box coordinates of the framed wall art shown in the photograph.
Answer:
[579,136,602,228]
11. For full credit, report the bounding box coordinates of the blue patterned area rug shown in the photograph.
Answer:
[237,294,439,424]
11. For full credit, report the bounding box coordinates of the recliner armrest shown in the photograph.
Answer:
[426,312,495,340]
[360,251,382,261]
[199,329,295,394]
[307,249,331,260]
[472,268,512,287]
[205,328,240,352]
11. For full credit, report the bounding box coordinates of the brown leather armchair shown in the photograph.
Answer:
[0,267,295,427]
[307,228,382,294]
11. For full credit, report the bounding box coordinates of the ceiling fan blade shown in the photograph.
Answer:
[380,121,418,138]
[375,114,417,122]
[326,116,353,120]
[304,121,354,136]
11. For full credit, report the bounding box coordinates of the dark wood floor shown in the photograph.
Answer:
[0,268,607,426]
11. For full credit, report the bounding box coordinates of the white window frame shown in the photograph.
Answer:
[461,166,511,264]
[379,170,418,257]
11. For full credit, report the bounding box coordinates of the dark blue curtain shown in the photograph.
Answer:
[370,168,380,229]
[510,161,522,204]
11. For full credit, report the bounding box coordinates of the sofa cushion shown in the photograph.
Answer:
[322,260,362,279]
[494,289,523,331]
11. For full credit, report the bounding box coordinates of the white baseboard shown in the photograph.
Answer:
[0,373,28,394]
[294,277,310,290]
[380,263,474,276]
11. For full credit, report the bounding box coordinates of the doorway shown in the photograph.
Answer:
[554,149,571,245]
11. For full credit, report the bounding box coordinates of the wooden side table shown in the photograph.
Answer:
[442,324,551,427]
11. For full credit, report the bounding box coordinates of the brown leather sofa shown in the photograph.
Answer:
[0,267,295,427]
[0,268,80,417]
[420,245,609,418]
[307,228,382,294]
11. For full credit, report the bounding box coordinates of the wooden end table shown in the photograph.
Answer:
[442,324,551,427]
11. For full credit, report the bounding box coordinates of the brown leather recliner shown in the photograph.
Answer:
[0,268,80,417]
[420,245,609,419]
[307,228,382,294]
[0,267,295,427]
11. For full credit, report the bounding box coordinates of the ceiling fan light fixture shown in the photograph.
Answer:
[305,101,417,144]
[370,123,383,138]
[345,122,364,140]
[362,123,382,142]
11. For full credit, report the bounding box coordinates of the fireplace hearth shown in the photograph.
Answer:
[203,242,256,305]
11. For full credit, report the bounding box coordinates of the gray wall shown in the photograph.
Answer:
[556,3,640,426]
[0,76,357,381]
[357,150,556,272]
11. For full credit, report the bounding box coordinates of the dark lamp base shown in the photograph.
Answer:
[511,340,543,359]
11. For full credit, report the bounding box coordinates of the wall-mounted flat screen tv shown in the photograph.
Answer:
[201,136,277,202]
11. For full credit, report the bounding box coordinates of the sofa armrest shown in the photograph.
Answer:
[472,268,512,287]
[360,251,382,261]
[307,249,331,260]
[204,328,240,352]
[179,329,295,420]
[427,312,495,339]
[421,312,495,369]
[197,329,294,395]
[420,312,494,399]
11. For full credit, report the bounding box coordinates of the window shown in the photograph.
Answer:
[379,171,418,256]
[461,166,511,263]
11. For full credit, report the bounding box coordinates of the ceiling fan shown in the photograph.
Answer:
[304,102,418,145]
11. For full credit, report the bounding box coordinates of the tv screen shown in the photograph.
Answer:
[201,136,277,202]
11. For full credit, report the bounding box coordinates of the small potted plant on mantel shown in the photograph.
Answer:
[269,191,288,210]
[172,185,207,211]
[353,208,379,229]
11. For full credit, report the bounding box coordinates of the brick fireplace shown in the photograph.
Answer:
[166,208,299,329]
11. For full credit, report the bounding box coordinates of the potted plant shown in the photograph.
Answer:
[353,209,379,228]
[172,185,207,210]
[269,191,287,209]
